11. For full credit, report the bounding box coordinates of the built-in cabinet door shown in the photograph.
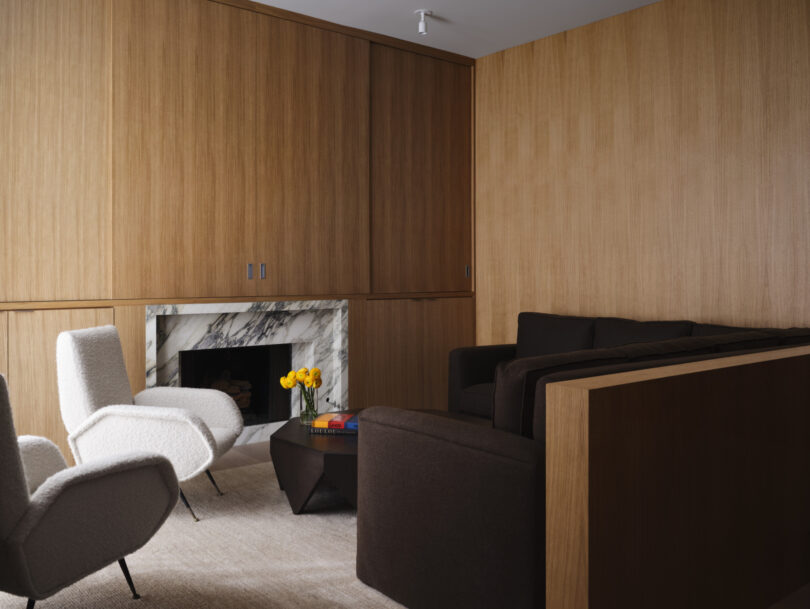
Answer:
[256,16,370,296]
[8,308,114,463]
[350,297,475,410]
[0,0,111,302]
[371,45,473,294]
[112,0,257,299]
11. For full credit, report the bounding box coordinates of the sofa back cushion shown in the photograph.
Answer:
[529,331,781,440]
[613,332,778,361]
[691,323,747,336]
[771,327,810,346]
[516,312,595,359]
[493,348,627,436]
[593,317,692,349]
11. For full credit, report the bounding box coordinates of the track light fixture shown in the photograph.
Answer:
[414,9,433,36]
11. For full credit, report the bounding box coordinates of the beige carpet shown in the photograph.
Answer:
[0,463,403,609]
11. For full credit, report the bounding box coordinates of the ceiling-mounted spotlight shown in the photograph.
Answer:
[414,9,433,36]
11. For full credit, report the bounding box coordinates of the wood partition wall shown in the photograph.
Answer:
[546,346,810,609]
[475,0,810,344]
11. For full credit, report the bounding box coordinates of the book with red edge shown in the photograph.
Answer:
[308,412,358,435]
[328,413,354,429]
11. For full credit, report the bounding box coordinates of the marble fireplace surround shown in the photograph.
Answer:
[145,300,349,444]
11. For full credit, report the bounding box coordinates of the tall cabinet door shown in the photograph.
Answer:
[371,45,472,294]
[350,297,475,411]
[0,0,111,302]
[112,0,257,299]
[256,17,370,296]
[8,308,114,463]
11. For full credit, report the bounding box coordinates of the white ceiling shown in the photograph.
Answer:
[254,0,661,59]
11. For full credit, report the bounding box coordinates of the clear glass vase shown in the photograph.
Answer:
[298,389,318,425]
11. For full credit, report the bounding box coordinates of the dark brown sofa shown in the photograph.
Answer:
[358,312,810,609]
[449,312,808,429]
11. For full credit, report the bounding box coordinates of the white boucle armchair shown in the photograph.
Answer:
[56,325,244,520]
[0,375,179,609]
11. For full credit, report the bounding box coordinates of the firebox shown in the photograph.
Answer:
[178,344,292,426]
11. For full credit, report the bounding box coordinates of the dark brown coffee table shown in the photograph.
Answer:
[270,417,358,514]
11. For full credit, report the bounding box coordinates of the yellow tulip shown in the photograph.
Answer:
[313,377,322,389]
[304,376,313,388]
[311,367,321,380]
[296,370,306,382]
[279,376,288,388]
[287,370,296,381]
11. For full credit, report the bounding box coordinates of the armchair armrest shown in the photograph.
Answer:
[69,405,216,481]
[17,436,68,494]
[7,453,178,600]
[357,407,543,609]
[448,343,516,412]
[135,387,243,437]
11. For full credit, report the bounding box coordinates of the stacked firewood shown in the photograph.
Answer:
[211,372,252,410]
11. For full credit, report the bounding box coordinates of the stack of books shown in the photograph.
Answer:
[309,412,359,435]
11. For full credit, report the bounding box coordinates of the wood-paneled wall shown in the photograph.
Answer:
[114,305,147,395]
[112,0,258,299]
[475,0,810,344]
[0,0,111,302]
[371,45,473,294]
[350,297,475,411]
[8,308,114,461]
[0,0,474,451]
[256,17,370,296]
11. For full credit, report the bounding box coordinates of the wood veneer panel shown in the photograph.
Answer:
[113,0,257,299]
[114,305,146,394]
[475,0,810,343]
[546,383,589,609]
[256,16,369,296]
[350,297,474,410]
[546,346,810,608]
[8,308,114,463]
[0,0,111,302]
[0,313,7,379]
[371,45,473,294]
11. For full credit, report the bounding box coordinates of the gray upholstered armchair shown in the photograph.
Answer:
[0,374,179,608]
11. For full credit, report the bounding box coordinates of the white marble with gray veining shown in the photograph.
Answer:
[145,300,348,445]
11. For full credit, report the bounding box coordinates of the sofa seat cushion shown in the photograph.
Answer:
[594,317,693,348]
[516,312,595,358]
[457,383,495,419]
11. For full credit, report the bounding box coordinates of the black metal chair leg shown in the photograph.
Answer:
[205,469,224,496]
[26,599,35,609]
[118,558,141,600]
[178,489,200,522]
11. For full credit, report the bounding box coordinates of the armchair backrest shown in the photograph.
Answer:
[56,325,134,435]
[0,375,29,540]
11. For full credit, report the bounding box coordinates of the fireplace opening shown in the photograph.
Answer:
[179,344,292,426]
